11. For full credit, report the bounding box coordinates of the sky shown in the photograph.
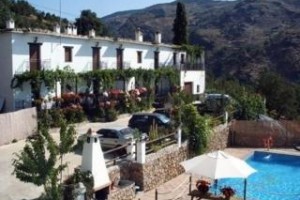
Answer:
[26,0,175,20]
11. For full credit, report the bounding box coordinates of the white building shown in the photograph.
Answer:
[0,21,205,112]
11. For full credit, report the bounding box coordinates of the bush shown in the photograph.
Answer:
[105,108,118,122]
[38,109,64,127]
[90,107,106,122]
[12,138,18,143]
[63,106,86,123]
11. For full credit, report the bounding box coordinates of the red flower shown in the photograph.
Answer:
[220,186,235,198]
[196,180,210,194]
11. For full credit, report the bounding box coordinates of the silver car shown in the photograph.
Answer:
[78,127,147,150]
[98,127,141,149]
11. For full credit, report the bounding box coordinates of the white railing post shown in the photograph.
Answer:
[177,126,182,148]
[224,111,228,126]
[126,139,136,160]
[136,139,146,164]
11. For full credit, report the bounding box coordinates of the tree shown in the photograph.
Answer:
[75,9,108,36]
[11,0,36,17]
[58,120,76,183]
[182,104,212,155]
[12,122,77,199]
[235,89,266,120]
[258,71,298,119]
[172,2,188,45]
[0,0,11,29]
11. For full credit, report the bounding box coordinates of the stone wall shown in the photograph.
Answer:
[108,143,188,194]
[107,180,135,200]
[207,123,230,152]
[141,143,188,191]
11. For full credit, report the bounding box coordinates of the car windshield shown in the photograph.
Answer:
[157,114,170,123]
[120,127,133,135]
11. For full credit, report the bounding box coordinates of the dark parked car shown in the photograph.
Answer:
[128,113,173,133]
[153,108,172,118]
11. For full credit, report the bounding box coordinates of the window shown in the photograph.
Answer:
[154,51,159,69]
[180,54,185,64]
[64,46,73,62]
[137,51,142,63]
[29,43,41,71]
[92,47,101,70]
[116,48,124,69]
[173,52,177,65]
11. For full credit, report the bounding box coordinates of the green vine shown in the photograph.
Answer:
[11,68,180,92]
[180,44,203,64]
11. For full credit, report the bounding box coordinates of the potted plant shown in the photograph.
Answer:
[196,180,210,194]
[220,186,235,200]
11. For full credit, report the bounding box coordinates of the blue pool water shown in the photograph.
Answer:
[216,151,300,200]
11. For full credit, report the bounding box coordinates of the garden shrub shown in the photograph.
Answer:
[182,104,212,155]
[105,108,118,122]
[49,108,64,126]
[63,106,85,123]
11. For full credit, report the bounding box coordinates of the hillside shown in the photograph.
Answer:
[102,0,300,84]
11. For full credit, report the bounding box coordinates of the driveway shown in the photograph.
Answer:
[0,114,131,200]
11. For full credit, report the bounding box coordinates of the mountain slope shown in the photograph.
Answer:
[102,0,300,83]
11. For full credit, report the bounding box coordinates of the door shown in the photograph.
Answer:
[92,47,100,70]
[184,82,193,95]
[116,48,123,69]
[29,43,41,71]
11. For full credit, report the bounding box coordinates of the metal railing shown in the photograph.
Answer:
[103,142,135,166]
[15,59,52,74]
[146,132,177,154]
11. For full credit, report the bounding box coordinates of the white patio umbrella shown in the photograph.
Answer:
[180,150,256,200]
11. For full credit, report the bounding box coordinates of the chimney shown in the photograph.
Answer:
[53,23,60,34]
[89,29,95,38]
[81,130,111,190]
[135,28,143,42]
[154,31,161,44]
[6,18,15,30]
[72,25,77,35]
[66,24,72,35]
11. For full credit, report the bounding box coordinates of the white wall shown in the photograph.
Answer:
[0,31,205,111]
[11,32,178,73]
[180,70,205,95]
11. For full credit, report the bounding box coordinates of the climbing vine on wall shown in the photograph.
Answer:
[11,67,180,91]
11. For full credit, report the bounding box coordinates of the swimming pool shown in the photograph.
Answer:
[217,151,300,200]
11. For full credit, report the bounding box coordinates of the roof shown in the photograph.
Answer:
[99,126,131,131]
[132,112,165,117]
[3,29,181,49]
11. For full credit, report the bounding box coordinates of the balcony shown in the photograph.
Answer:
[177,62,205,71]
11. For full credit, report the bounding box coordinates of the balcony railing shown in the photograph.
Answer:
[177,62,205,71]
[15,59,52,74]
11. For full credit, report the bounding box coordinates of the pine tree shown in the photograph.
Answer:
[172,2,188,45]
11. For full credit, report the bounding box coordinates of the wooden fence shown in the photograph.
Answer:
[229,120,300,147]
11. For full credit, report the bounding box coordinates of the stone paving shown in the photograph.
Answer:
[0,114,131,200]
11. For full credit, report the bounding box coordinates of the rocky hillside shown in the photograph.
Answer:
[102,0,300,84]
